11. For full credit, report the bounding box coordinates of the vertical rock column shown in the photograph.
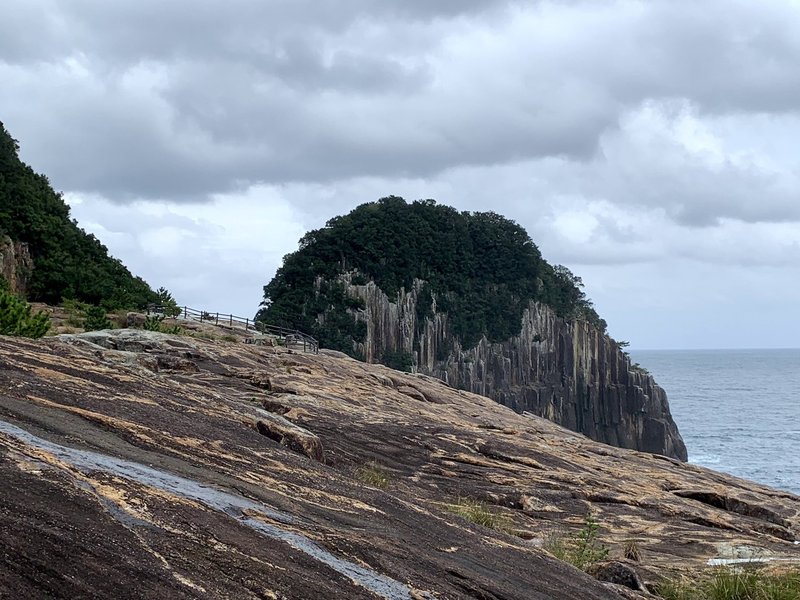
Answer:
[341,278,687,461]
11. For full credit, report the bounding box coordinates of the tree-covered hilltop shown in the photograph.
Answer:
[257,196,605,355]
[0,122,157,309]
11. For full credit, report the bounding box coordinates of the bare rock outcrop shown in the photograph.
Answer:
[0,329,798,600]
[344,278,687,460]
[0,235,32,295]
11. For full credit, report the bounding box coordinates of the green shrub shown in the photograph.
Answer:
[0,288,51,338]
[83,305,113,331]
[143,314,165,331]
[345,295,366,311]
[155,287,181,317]
[445,497,509,531]
[543,513,609,571]
[140,314,182,335]
[381,349,414,372]
[657,568,800,600]
[355,462,391,489]
[62,297,89,327]
[631,362,651,375]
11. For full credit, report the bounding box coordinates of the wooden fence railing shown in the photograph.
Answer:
[147,304,318,354]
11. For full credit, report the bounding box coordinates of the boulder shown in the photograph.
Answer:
[255,411,324,462]
[588,561,648,592]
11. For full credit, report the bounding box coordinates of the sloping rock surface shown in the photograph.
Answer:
[345,279,687,460]
[1,330,798,599]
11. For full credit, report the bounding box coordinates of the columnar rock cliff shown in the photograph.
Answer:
[345,277,687,461]
[0,235,32,295]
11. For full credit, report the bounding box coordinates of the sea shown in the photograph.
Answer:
[632,349,800,496]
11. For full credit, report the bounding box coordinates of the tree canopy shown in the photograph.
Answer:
[0,122,157,309]
[258,197,606,356]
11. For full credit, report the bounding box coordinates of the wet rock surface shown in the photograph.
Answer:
[0,330,798,599]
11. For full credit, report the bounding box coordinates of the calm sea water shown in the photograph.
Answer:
[632,349,800,496]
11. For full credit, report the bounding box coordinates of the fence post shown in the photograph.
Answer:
[229,315,233,326]
[215,313,219,325]
[184,306,187,319]
[245,318,249,330]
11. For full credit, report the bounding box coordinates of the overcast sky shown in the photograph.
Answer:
[3,0,800,350]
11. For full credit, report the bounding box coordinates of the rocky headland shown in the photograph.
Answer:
[256,199,686,463]
[1,329,797,599]
[345,278,687,461]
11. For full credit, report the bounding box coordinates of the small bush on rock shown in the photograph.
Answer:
[543,513,609,572]
[83,305,113,331]
[0,288,51,338]
[140,314,182,335]
[62,298,89,327]
[143,314,165,331]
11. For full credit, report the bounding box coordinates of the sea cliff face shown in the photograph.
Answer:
[0,235,32,295]
[345,277,688,461]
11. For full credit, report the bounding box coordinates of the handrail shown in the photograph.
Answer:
[146,304,319,354]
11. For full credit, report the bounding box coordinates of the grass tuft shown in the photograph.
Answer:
[445,497,509,531]
[624,539,642,562]
[656,567,800,600]
[355,462,391,489]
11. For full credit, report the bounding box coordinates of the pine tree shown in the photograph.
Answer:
[83,305,113,331]
[0,288,51,338]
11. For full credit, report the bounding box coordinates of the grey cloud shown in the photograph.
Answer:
[4,0,800,219]
[3,0,503,66]
[269,43,431,94]
[0,1,69,63]
[8,0,800,351]
[595,141,800,227]
[7,51,612,201]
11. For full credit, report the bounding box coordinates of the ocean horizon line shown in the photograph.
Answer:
[631,346,800,353]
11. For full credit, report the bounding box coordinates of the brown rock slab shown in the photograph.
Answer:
[0,329,797,599]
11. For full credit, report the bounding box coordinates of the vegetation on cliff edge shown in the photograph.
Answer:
[257,196,605,357]
[0,122,157,309]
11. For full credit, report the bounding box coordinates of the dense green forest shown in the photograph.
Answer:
[257,196,605,357]
[0,122,156,309]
